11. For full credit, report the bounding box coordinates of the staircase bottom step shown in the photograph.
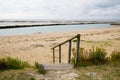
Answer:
[40,63,73,70]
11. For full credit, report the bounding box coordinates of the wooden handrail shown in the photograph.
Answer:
[51,34,80,49]
[52,34,80,64]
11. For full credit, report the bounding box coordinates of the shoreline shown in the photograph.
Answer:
[0,25,120,65]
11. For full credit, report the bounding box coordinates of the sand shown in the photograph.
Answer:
[0,25,120,65]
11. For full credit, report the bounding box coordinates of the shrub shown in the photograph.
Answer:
[89,47,107,64]
[0,57,30,71]
[72,47,107,67]
[110,51,120,62]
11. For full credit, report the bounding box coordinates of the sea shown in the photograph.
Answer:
[0,24,111,36]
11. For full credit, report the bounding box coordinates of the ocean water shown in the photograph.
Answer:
[0,24,110,36]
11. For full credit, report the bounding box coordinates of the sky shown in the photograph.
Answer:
[0,0,120,20]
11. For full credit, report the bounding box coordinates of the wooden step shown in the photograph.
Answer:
[40,63,73,70]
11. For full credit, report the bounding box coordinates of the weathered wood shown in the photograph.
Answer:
[52,34,80,64]
[68,40,72,63]
[75,34,80,64]
[51,34,80,49]
[53,48,55,63]
[59,45,61,63]
[41,63,72,70]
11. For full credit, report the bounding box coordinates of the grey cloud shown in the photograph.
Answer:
[95,0,120,8]
[0,0,120,19]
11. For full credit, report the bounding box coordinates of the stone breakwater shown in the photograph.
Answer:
[0,20,115,29]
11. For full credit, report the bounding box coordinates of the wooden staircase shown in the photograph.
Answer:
[40,34,80,70]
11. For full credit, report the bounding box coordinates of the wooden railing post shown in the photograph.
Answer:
[68,40,72,63]
[53,48,55,63]
[59,45,61,63]
[75,34,80,64]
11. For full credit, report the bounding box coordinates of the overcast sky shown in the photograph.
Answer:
[0,0,120,20]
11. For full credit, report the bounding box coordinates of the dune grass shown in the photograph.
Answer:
[72,47,120,67]
[0,57,30,71]
[110,50,120,62]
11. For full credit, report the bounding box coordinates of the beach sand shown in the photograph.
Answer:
[0,25,120,65]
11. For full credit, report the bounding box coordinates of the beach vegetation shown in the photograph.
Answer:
[72,47,108,67]
[110,50,120,62]
[89,47,107,64]
[0,57,30,71]
[72,46,120,68]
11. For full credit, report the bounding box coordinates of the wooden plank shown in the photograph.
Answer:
[68,40,72,63]
[75,35,80,64]
[51,34,80,49]
[59,45,61,63]
[53,48,55,63]
[41,63,72,70]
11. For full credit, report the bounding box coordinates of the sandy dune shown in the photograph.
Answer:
[0,25,120,65]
